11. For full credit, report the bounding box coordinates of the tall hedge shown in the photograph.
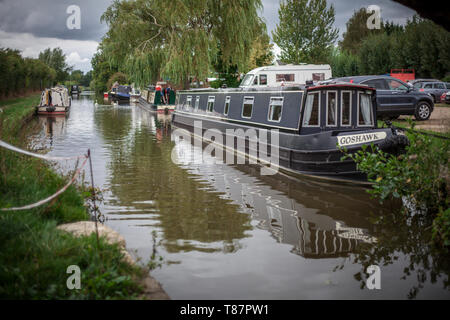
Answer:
[0,49,56,99]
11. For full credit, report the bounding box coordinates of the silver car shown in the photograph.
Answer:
[413,81,450,103]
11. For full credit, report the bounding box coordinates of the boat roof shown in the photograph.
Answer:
[178,82,375,94]
[247,64,331,74]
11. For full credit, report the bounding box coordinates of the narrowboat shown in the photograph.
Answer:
[139,83,176,113]
[35,86,71,115]
[171,82,409,183]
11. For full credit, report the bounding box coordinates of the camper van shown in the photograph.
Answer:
[239,64,332,88]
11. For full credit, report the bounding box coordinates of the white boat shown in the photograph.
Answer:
[36,86,71,115]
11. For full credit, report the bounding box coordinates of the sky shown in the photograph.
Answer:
[0,0,417,73]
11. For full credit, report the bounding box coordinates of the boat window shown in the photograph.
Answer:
[276,74,295,82]
[186,96,192,110]
[253,77,258,85]
[207,96,215,112]
[341,91,351,126]
[268,97,283,122]
[358,92,374,126]
[242,97,254,119]
[224,96,231,115]
[259,74,267,85]
[195,96,200,110]
[241,74,254,86]
[326,91,337,126]
[303,92,320,127]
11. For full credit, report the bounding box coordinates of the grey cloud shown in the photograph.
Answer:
[0,0,112,41]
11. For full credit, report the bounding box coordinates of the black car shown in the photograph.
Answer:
[335,76,434,121]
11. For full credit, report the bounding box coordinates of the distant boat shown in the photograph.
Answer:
[35,86,71,115]
[130,88,141,104]
[110,85,131,103]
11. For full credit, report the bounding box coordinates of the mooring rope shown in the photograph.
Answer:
[1,156,88,211]
[0,140,87,160]
[0,139,89,211]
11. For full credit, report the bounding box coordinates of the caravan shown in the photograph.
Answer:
[239,64,332,88]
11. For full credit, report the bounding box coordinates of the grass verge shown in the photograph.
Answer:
[0,94,146,299]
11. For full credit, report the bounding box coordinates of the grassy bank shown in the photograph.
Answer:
[0,95,146,299]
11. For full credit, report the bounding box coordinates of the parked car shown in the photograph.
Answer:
[334,75,434,121]
[442,91,450,104]
[412,81,450,103]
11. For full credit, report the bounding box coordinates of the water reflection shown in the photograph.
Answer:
[172,139,380,258]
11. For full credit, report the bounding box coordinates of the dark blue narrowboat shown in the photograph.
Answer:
[171,82,409,183]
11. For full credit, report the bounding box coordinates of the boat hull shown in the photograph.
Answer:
[171,111,405,183]
[36,105,69,115]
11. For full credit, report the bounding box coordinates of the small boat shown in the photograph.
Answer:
[110,85,131,103]
[35,86,71,115]
[171,81,409,183]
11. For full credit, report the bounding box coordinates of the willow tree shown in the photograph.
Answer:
[100,0,264,88]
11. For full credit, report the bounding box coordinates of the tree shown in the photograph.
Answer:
[248,21,274,70]
[91,49,118,93]
[272,0,338,64]
[38,48,72,83]
[100,0,265,88]
[339,8,383,55]
[329,48,359,77]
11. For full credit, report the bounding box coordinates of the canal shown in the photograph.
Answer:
[26,95,450,299]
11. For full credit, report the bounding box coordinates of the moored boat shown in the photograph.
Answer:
[35,86,71,115]
[139,82,176,113]
[171,82,409,183]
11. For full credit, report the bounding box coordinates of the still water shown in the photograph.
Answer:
[27,96,449,299]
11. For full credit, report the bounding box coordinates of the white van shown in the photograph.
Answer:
[239,64,332,88]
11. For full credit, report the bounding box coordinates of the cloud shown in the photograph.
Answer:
[0,0,112,41]
[0,30,98,72]
[0,0,417,70]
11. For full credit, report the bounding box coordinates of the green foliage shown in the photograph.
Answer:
[354,16,450,78]
[0,49,56,98]
[106,72,129,90]
[99,0,265,88]
[38,48,72,84]
[329,48,360,77]
[272,0,338,64]
[91,50,118,94]
[339,8,384,55]
[341,125,449,246]
[433,208,450,248]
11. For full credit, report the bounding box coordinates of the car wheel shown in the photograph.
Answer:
[414,101,431,121]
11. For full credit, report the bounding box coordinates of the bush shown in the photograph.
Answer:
[342,125,449,246]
